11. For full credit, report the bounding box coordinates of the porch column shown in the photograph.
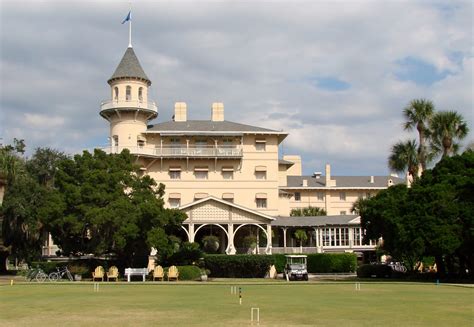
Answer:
[282,227,288,250]
[317,227,323,253]
[349,227,354,248]
[314,228,319,247]
[188,223,195,243]
[265,224,272,254]
[226,223,236,255]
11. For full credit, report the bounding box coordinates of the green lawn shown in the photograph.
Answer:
[0,281,472,326]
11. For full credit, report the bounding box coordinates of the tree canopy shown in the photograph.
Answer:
[41,149,186,267]
[361,150,474,277]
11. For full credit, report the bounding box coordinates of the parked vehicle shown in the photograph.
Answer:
[284,255,308,281]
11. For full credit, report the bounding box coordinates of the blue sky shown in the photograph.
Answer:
[0,0,472,176]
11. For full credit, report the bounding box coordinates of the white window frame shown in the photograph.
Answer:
[255,171,267,180]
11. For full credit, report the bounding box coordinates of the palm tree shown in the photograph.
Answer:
[290,206,327,217]
[430,111,469,158]
[388,139,419,183]
[294,229,308,253]
[403,99,434,172]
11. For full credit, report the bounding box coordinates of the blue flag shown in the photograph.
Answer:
[122,11,131,24]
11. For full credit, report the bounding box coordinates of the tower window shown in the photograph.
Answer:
[126,86,132,101]
[114,87,119,101]
[138,87,143,101]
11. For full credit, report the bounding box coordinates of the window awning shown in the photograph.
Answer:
[222,167,234,172]
[222,193,234,199]
[137,135,146,141]
[255,139,267,143]
[256,193,267,199]
[194,167,209,172]
[168,193,181,199]
[255,166,267,172]
[194,193,209,199]
[169,167,181,171]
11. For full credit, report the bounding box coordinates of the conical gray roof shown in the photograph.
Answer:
[108,47,151,85]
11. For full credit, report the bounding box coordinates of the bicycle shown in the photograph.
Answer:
[48,266,74,282]
[26,268,48,283]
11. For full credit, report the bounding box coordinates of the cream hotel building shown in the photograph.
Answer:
[85,45,404,258]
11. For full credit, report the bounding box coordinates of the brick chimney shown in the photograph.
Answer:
[174,102,187,122]
[211,102,224,121]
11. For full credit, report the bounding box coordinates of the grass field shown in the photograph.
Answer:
[0,281,473,326]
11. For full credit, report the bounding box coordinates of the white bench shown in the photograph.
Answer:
[124,268,148,282]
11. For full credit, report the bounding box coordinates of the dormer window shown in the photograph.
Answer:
[114,87,119,101]
[138,87,143,101]
[126,86,131,101]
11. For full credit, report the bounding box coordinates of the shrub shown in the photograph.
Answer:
[202,235,220,253]
[166,242,203,266]
[204,255,274,278]
[68,263,89,277]
[357,264,392,278]
[175,265,202,281]
[271,254,286,273]
[306,253,357,273]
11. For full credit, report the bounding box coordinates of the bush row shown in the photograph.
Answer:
[204,253,357,277]
[204,255,274,278]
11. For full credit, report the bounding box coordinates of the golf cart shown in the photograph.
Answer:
[284,255,308,281]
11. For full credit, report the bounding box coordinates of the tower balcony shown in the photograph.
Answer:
[100,145,243,158]
[100,99,158,114]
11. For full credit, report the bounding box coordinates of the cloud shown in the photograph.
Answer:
[0,0,472,176]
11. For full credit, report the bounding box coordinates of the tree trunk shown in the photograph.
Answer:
[0,250,9,273]
[418,124,426,171]
[442,137,452,157]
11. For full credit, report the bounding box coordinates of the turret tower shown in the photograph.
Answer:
[100,47,158,151]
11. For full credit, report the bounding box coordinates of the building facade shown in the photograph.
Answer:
[94,45,404,256]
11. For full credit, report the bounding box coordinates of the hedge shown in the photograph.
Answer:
[174,265,202,281]
[306,253,357,273]
[204,255,274,278]
[204,253,356,277]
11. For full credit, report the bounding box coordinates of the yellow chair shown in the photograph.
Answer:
[92,266,105,281]
[153,265,164,281]
[167,265,179,281]
[107,266,119,281]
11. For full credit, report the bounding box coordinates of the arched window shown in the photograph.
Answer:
[126,86,131,101]
[138,87,143,101]
[114,87,119,101]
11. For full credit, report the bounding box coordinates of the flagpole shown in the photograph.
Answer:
[128,3,132,48]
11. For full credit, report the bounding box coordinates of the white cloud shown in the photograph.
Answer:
[0,0,472,175]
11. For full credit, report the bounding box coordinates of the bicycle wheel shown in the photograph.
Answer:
[49,272,60,282]
[36,271,47,283]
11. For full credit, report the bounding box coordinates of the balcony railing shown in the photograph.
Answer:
[100,99,158,112]
[101,145,243,158]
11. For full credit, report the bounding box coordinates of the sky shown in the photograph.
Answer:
[0,0,472,176]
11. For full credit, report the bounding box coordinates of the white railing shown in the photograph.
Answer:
[271,244,376,254]
[101,145,243,158]
[100,99,158,112]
